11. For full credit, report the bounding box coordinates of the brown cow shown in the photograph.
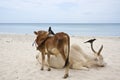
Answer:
[34,28,70,78]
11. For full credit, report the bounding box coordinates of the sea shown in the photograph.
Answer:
[0,23,120,36]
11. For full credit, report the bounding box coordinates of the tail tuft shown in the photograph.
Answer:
[63,57,69,68]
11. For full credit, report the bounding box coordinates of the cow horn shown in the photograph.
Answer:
[97,45,103,55]
[84,39,97,53]
[90,42,97,53]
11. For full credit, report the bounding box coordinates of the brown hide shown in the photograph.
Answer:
[34,30,70,78]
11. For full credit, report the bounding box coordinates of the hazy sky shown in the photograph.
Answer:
[0,0,120,23]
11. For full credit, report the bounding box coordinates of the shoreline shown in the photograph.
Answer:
[0,33,120,37]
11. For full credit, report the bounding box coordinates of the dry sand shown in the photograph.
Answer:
[0,34,120,80]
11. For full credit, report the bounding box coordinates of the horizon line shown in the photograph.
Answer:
[0,22,120,24]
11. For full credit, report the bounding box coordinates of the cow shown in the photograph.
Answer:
[34,27,70,78]
[71,39,106,69]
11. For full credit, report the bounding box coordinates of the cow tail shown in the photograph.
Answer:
[63,35,70,68]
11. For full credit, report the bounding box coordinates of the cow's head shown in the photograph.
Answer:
[34,30,49,46]
[85,39,106,67]
[93,45,106,67]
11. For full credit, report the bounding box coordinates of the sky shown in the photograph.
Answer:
[0,0,120,23]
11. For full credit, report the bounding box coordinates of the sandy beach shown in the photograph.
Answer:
[0,34,120,80]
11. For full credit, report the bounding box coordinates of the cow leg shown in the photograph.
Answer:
[41,53,45,70]
[60,50,66,61]
[47,54,51,71]
[72,62,89,70]
[36,53,41,65]
[63,64,69,78]
[59,50,69,78]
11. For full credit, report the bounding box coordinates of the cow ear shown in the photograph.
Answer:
[34,31,38,35]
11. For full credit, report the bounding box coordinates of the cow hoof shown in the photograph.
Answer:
[41,68,44,70]
[63,74,68,79]
[48,68,51,71]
